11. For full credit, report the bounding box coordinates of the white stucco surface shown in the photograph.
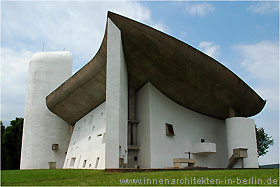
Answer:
[105,18,128,168]
[20,52,72,169]
[192,142,216,154]
[136,83,151,168]
[64,102,106,169]
[136,83,228,168]
[225,117,259,168]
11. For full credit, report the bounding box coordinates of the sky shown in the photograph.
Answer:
[1,1,279,165]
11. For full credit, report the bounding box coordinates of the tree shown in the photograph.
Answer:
[256,126,274,157]
[1,118,24,170]
[1,121,7,169]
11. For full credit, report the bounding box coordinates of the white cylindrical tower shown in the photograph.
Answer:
[20,51,73,169]
[225,117,259,168]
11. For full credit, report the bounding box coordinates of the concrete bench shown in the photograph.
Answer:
[173,158,196,168]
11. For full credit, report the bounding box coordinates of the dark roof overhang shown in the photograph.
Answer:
[46,12,265,125]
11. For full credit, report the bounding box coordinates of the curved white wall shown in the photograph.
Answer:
[136,82,228,168]
[64,102,106,169]
[225,117,259,168]
[20,52,72,169]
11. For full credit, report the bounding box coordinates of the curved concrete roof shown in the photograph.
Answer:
[46,12,265,125]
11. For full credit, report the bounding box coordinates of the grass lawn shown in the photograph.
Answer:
[1,169,279,186]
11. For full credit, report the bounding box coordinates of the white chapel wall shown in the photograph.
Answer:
[64,102,106,169]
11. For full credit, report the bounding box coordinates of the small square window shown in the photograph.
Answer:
[52,144,58,150]
[201,139,205,143]
[83,160,87,168]
[70,157,76,167]
[165,123,175,136]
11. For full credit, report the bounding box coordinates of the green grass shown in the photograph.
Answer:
[1,169,279,186]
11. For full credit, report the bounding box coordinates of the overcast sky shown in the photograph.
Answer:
[1,1,279,165]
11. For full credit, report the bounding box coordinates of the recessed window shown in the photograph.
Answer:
[165,123,175,136]
[52,144,58,151]
[83,160,87,168]
[70,157,76,167]
[88,136,91,141]
[89,164,91,168]
[102,133,106,144]
[201,139,205,143]
[95,157,100,168]
[134,156,138,161]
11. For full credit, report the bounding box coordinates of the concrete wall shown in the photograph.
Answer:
[136,82,228,168]
[105,18,128,168]
[64,102,106,169]
[225,117,259,168]
[136,83,151,168]
[21,52,72,169]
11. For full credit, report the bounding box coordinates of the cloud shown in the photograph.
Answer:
[247,2,279,14]
[198,41,220,59]
[151,22,169,33]
[2,1,156,68]
[1,1,166,124]
[235,41,279,165]
[185,2,215,16]
[1,48,34,125]
[236,41,278,84]
[235,40,278,111]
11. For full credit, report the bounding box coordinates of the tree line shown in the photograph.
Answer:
[1,118,23,170]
